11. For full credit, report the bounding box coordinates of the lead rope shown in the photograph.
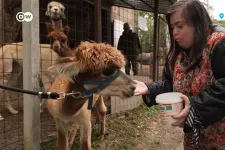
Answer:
[0,84,85,100]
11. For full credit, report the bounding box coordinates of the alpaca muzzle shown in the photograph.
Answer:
[81,70,122,109]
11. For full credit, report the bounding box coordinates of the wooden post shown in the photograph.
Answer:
[152,0,159,81]
[94,0,102,42]
[0,0,3,44]
[22,0,40,149]
[107,6,112,44]
[157,16,160,81]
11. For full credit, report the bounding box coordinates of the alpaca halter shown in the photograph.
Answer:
[82,70,122,109]
[64,70,122,110]
[0,70,122,110]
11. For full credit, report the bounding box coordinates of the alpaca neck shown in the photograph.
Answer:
[61,79,88,115]
[57,46,73,57]
[63,46,73,57]
[52,20,63,29]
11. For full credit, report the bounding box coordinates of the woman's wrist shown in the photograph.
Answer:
[144,83,150,94]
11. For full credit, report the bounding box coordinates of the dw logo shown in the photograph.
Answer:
[16,12,33,22]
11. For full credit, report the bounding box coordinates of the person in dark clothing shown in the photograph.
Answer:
[133,0,225,149]
[117,23,141,75]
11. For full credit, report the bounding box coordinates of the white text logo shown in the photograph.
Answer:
[16,12,33,22]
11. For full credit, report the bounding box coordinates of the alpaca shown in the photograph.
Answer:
[0,25,70,120]
[137,52,153,76]
[40,24,104,112]
[137,52,153,65]
[40,25,107,140]
[46,41,135,150]
[45,1,66,29]
[39,23,74,113]
[0,1,67,120]
[137,47,167,77]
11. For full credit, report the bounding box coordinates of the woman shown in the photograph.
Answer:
[134,0,225,149]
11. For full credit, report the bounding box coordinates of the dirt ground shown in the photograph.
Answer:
[0,98,184,150]
[0,106,57,150]
[92,105,184,150]
[41,104,184,150]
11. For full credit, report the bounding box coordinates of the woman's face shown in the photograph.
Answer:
[170,9,195,49]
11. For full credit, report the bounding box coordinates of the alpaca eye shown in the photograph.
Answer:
[49,6,52,9]
[61,38,66,43]
[61,8,64,11]
[48,36,53,40]
[103,67,116,76]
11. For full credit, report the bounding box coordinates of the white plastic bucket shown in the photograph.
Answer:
[156,92,183,126]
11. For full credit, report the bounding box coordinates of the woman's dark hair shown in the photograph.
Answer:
[166,0,213,72]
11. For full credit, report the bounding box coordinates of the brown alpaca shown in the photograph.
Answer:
[0,25,70,120]
[46,23,73,57]
[41,24,106,117]
[39,23,77,112]
[47,41,135,150]
[42,24,108,143]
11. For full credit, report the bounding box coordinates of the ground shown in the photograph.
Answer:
[0,92,183,150]
[41,104,184,150]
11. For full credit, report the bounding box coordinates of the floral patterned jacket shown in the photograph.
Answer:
[143,25,225,149]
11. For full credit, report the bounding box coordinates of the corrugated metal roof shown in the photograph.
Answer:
[107,0,176,14]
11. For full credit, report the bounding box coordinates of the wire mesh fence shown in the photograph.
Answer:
[0,0,23,149]
[110,6,169,113]
[0,0,169,149]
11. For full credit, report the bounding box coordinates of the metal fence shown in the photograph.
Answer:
[0,0,169,149]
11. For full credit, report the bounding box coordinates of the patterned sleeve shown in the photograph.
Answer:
[185,36,225,143]
[142,63,173,107]
[185,104,204,148]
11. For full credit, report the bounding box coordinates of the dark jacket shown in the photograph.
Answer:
[143,25,225,128]
[117,30,142,56]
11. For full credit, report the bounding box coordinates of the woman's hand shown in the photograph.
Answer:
[133,80,150,96]
[171,93,190,127]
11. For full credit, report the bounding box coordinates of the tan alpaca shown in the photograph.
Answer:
[0,25,70,120]
[47,41,135,150]
[40,26,108,146]
[0,1,67,120]
[39,25,106,116]
[45,1,66,29]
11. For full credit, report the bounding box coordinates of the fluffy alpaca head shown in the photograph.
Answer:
[73,41,125,73]
[45,1,65,20]
[46,23,71,56]
[48,42,135,98]
[48,41,126,75]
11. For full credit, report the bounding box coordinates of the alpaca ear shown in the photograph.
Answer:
[46,23,54,33]
[63,26,70,35]
[47,57,79,79]
[88,40,96,43]
[56,57,76,64]
[61,13,66,19]
[45,10,50,17]
[60,5,66,19]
